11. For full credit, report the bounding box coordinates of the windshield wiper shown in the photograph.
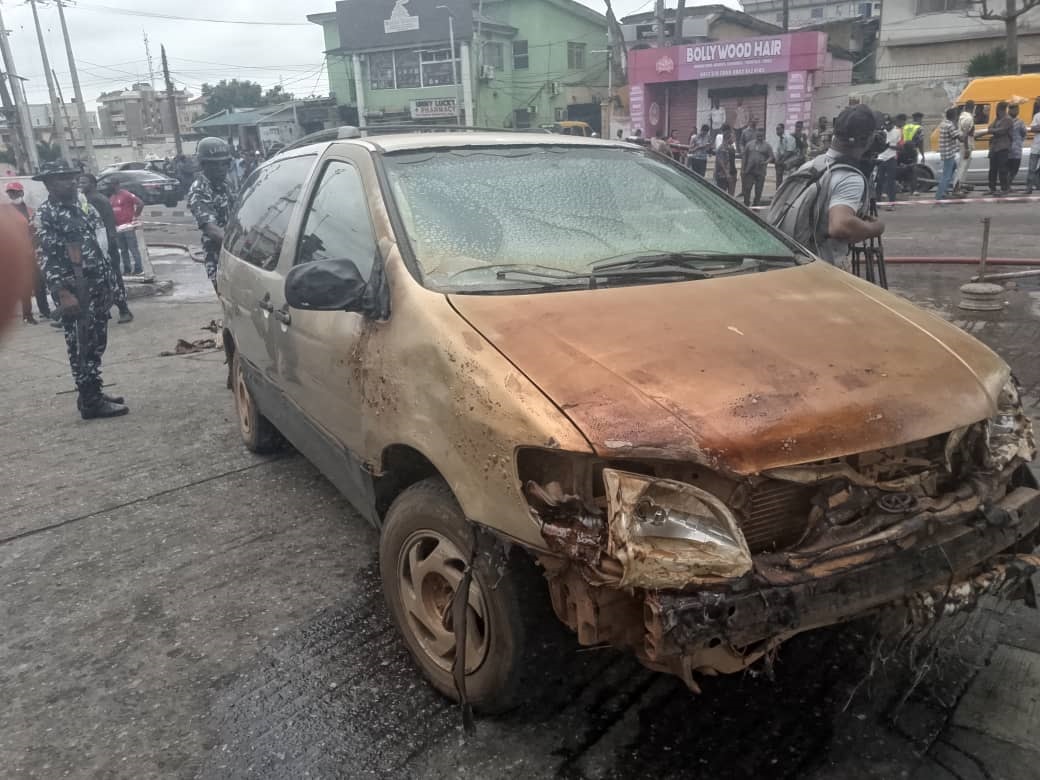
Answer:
[591,251,793,273]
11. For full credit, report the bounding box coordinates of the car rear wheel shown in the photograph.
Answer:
[232,351,282,453]
[379,478,551,713]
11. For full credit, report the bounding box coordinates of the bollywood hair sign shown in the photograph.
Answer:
[628,31,828,85]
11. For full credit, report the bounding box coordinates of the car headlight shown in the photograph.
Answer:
[603,468,752,589]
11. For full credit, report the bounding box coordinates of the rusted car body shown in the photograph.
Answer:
[220,133,1039,703]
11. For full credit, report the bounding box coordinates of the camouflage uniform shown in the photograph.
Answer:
[187,172,235,281]
[34,194,115,404]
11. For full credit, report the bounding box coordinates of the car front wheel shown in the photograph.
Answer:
[379,478,552,713]
[231,351,282,453]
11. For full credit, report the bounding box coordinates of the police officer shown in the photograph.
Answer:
[187,137,236,291]
[80,173,134,324]
[33,160,128,419]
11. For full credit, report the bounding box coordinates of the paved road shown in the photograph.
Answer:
[3,224,1040,779]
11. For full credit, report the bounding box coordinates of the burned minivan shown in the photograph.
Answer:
[219,131,1038,711]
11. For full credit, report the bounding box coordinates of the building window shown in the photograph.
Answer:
[810,6,824,19]
[395,49,421,88]
[485,42,504,71]
[567,42,586,69]
[915,0,967,13]
[859,2,872,16]
[369,51,396,90]
[368,47,459,90]
[420,47,460,87]
[513,40,529,70]
[514,108,531,129]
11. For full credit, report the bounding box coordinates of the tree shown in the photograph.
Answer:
[967,46,1010,76]
[37,140,61,162]
[965,0,1040,74]
[200,79,295,115]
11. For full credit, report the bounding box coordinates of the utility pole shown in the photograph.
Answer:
[782,0,790,32]
[0,4,40,171]
[56,0,97,171]
[144,32,155,87]
[52,69,76,148]
[655,0,666,48]
[161,45,182,156]
[0,74,30,172]
[29,0,72,162]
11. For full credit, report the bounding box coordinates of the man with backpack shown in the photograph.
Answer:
[765,104,885,272]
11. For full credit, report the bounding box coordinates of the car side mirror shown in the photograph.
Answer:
[284,257,367,312]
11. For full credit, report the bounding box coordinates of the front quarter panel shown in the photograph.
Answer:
[358,253,592,549]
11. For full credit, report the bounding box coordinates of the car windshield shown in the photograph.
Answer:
[382,145,800,294]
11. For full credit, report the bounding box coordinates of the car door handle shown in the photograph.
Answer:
[257,295,274,312]
[273,306,292,326]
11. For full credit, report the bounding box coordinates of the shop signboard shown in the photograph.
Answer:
[411,97,457,119]
[628,31,827,85]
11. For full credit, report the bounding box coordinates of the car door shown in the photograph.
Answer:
[220,153,317,401]
[276,147,381,462]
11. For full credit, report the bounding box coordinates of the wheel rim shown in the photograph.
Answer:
[234,360,253,437]
[397,530,490,675]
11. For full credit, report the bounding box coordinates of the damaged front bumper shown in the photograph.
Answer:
[638,485,1040,689]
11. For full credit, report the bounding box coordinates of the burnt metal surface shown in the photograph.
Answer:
[450,262,1009,475]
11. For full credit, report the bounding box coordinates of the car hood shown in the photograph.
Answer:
[448,262,1009,474]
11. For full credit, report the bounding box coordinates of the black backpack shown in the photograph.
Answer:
[765,154,866,254]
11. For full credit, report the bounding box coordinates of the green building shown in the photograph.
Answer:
[307,0,610,131]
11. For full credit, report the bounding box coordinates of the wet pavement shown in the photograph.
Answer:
[3,237,1040,779]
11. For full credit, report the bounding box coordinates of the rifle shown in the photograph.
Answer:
[66,242,91,376]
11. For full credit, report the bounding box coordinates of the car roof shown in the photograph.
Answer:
[323,132,629,155]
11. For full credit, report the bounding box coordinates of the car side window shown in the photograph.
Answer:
[225,154,315,271]
[296,160,377,279]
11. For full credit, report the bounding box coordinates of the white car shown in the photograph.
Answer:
[922,148,1033,190]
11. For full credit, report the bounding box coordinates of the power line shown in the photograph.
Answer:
[72,1,312,27]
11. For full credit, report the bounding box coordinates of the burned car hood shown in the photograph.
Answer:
[449,262,1010,474]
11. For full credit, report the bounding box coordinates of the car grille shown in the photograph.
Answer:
[740,481,813,553]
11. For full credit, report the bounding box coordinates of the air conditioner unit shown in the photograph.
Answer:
[480,65,496,81]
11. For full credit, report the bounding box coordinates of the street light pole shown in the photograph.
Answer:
[437,5,462,125]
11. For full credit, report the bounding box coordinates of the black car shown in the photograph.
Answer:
[97,169,181,207]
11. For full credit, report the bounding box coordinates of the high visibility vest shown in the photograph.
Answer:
[903,123,921,142]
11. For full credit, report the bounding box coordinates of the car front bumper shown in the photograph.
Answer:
[645,485,1040,677]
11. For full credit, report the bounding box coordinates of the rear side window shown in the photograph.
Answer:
[225,154,316,270]
[296,160,377,279]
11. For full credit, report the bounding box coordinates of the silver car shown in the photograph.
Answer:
[922,148,1033,190]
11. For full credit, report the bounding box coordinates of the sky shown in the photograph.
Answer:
[0,0,739,113]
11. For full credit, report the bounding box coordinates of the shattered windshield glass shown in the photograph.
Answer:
[382,145,799,293]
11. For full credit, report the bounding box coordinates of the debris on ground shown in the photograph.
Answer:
[201,319,223,333]
[160,338,218,356]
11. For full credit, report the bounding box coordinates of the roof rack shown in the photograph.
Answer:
[279,124,545,154]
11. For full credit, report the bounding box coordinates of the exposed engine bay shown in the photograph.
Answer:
[521,380,1040,691]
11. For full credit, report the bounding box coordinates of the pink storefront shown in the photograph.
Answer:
[628,31,850,143]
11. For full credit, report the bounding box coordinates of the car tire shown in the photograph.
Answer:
[379,478,552,714]
[914,163,937,192]
[231,351,282,453]
[164,198,178,207]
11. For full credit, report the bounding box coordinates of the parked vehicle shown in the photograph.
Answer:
[921,148,1032,191]
[540,120,594,136]
[97,169,181,207]
[219,130,1039,712]
[928,74,1040,152]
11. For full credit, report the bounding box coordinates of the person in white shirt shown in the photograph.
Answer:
[1027,100,1040,194]
[709,98,726,134]
[875,115,901,208]
[954,100,976,195]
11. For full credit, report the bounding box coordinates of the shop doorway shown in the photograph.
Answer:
[709,85,767,135]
